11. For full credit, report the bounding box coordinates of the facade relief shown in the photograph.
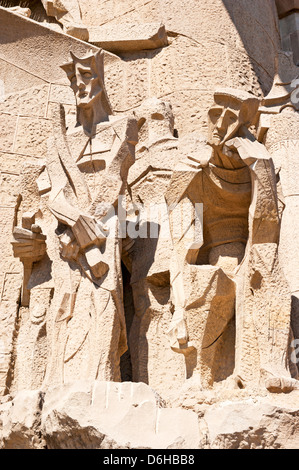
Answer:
[166,88,299,393]
[2,0,89,40]
[41,0,89,40]
[11,49,138,388]
[9,63,299,396]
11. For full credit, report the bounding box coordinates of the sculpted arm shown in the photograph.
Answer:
[12,210,47,307]
[89,116,138,218]
[223,129,280,245]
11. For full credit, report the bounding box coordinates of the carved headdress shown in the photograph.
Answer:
[213,88,260,126]
[61,49,114,120]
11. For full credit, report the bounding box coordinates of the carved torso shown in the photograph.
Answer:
[66,115,131,203]
[187,163,251,255]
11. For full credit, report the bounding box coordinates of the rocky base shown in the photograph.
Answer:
[201,395,299,449]
[1,381,299,449]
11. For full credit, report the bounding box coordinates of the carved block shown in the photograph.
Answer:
[72,214,106,249]
[85,245,109,279]
[88,23,168,52]
[12,226,46,261]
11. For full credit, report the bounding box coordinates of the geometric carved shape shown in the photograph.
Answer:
[88,23,168,52]
[72,214,107,249]
[85,245,109,279]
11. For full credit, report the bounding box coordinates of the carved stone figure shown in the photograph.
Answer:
[166,88,299,393]
[259,67,299,376]
[11,50,137,388]
[126,97,186,395]
[3,0,299,450]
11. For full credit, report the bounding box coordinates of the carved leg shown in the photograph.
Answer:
[90,287,123,383]
[11,287,52,392]
[235,243,299,392]
[176,265,236,388]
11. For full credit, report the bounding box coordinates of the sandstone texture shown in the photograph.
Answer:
[88,23,168,52]
[1,383,299,449]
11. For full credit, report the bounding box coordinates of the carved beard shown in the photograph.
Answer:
[75,87,103,109]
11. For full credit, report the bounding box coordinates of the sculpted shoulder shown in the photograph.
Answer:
[165,132,212,207]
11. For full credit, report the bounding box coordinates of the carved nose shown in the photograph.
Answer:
[216,117,227,134]
[216,113,226,130]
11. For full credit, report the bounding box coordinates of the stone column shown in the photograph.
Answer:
[276,0,299,64]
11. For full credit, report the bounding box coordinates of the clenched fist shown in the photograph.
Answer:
[12,224,47,263]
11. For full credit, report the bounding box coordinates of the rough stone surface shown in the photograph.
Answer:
[0,390,45,449]
[89,23,168,52]
[1,383,299,449]
[41,381,200,449]
[0,381,200,449]
[203,396,299,449]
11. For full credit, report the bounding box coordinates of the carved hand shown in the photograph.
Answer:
[224,135,271,167]
[58,229,80,261]
[12,225,47,263]
[167,307,195,355]
[72,214,109,249]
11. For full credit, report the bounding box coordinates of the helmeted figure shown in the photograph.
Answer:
[166,88,299,393]
[12,50,138,388]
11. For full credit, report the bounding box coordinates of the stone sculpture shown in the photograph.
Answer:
[260,70,299,377]
[41,0,89,40]
[2,1,88,40]
[166,88,299,393]
[12,49,137,387]
[5,6,31,17]
[127,97,186,394]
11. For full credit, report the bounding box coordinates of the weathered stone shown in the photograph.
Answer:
[89,23,168,52]
[41,380,200,449]
[0,390,45,449]
[203,396,299,449]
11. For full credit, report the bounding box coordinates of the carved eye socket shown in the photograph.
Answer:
[151,113,164,120]
[228,114,237,124]
[82,71,92,79]
[208,108,222,123]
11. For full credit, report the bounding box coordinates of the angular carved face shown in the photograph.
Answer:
[68,60,102,109]
[208,98,242,147]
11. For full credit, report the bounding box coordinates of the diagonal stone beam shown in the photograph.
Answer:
[88,23,168,52]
